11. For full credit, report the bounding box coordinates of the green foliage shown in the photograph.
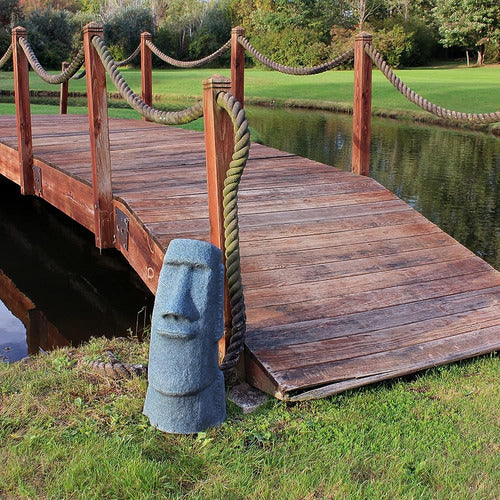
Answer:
[104,6,154,62]
[433,0,500,63]
[188,0,232,63]
[24,8,76,69]
[251,27,330,67]
[373,24,414,67]
[0,0,22,26]
[373,16,440,66]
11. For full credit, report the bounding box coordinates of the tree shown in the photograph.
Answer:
[0,0,22,26]
[433,0,500,65]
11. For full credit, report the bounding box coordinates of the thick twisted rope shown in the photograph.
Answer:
[116,43,141,67]
[215,91,250,383]
[0,44,12,70]
[238,35,354,75]
[365,44,500,124]
[72,43,141,80]
[72,69,86,80]
[82,351,147,379]
[146,39,231,68]
[18,37,85,84]
[92,36,203,124]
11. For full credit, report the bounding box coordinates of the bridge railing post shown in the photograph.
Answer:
[203,75,235,362]
[231,26,245,106]
[141,32,152,120]
[352,32,372,176]
[59,61,69,114]
[83,22,114,249]
[12,26,34,195]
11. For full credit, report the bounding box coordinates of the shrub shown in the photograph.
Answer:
[250,27,330,68]
[373,24,414,68]
[24,8,76,69]
[104,7,154,64]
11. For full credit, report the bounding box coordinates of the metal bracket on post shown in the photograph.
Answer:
[115,207,129,251]
[33,165,42,196]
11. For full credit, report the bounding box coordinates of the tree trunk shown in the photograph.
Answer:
[465,50,469,67]
[477,45,485,65]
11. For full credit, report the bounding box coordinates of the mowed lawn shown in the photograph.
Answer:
[1,64,499,117]
[0,337,498,499]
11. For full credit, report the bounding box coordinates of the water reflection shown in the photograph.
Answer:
[0,177,154,362]
[246,106,500,269]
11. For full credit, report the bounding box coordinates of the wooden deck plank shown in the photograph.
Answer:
[275,326,500,393]
[246,286,500,350]
[0,114,498,400]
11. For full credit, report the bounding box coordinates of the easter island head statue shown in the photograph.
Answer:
[143,239,226,434]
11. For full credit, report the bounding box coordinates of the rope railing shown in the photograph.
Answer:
[72,43,141,80]
[365,43,500,124]
[215,91,250,382]
[18,37,85,84]
[92,36,203,124]
[146,39,231,68]
[0,44,12,70]
[237,35,354,75]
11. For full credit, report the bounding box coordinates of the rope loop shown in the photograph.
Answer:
[215,90,251,384]
[0,44,12,70]
[365,43,500,124]
[18,37,85,84]
[238,35,354,75]
[92,36,203,124]
[146,39,231,68]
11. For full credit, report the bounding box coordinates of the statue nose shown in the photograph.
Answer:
[162,266,200,323]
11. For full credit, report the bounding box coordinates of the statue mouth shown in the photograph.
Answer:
[156,329,198,340]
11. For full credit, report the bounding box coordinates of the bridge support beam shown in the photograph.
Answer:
[141,32,152,121]
[352,32,373,177]
[83,23,114,249]
[12,26,33,195]
[231,26,245,106]
[203,76,235,363]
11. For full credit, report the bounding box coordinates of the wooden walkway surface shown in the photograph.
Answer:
[1,114,499,400]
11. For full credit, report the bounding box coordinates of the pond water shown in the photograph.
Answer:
[0,177,154,362]
[1,108,498,361]
[246,106,500,270]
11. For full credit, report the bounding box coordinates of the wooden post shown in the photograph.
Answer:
[231,26,245,106]
[83,22,114,249]
[203,75,235,362]
[11,26,33,195]
[59,61,69,114]
[141,32,152,120]
[352,32,372,176]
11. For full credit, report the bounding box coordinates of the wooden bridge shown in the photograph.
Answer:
[0,25,499,400]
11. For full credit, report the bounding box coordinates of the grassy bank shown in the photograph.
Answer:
[0,336,498,499]
[1,65,499,130]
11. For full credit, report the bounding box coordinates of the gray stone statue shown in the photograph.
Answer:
[143,238,226,434]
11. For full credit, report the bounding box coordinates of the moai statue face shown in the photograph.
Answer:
[148,239,224,395]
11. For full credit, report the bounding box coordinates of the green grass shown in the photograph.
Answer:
[1,337,499,499]
[1,64,499,121]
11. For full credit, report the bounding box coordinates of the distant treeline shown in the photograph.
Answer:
[0,0,499,69]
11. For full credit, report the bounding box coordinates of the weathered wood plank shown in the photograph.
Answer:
[246,286,500,351]
[275,326,500,393]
